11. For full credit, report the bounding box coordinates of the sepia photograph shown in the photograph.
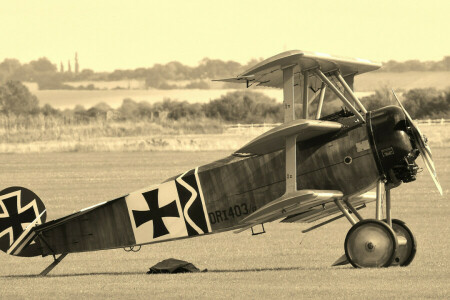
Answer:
[0,0,449,298]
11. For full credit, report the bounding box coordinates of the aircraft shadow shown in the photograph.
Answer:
[2,266,338,278]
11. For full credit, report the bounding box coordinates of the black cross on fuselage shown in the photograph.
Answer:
[0,195,36,245]
[132,189,180,239]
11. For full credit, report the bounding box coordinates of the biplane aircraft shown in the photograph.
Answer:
[0,50,443,275]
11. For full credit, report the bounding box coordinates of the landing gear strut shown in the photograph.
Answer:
[336,180,417,268]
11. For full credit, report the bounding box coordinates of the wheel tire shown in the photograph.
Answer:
[345,219,398,268]
[386,219,417,266]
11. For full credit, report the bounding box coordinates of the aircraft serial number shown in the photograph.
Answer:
[208,203,256,224]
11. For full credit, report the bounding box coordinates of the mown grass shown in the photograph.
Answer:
[0,150,448,299]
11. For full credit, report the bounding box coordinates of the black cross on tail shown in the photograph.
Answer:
[0,187,47,256]
[132,189,180,239]
[0,195,37,245]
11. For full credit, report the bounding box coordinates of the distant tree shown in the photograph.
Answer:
[68,60,72,73]
[185,80,210,89]
[29,57,57,73]
[118,98,139,120]
[360,87,394,111]
[442,56,450,71]
[0,59,22,74]
[75,52,79,73]
[60,61,64,73]
[166,100,203,120]
[136,101,153,119]
[85,102,111,118]
[0,81,39,115]
[9,64,35,81]
[0,59,22,83]
[41,103,60,116]
[402,88,449,118]
[196,58,242,79]
[203,91,281,123]
[80,69,94,78]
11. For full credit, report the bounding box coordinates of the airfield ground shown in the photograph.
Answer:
[0,149,448,299]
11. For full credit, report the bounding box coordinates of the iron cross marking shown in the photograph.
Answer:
[132,189,179,239]
[0,194,36,244]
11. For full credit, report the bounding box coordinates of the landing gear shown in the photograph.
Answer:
[334,180,417,268]
[389,219,417,266]
[345,219,398,268]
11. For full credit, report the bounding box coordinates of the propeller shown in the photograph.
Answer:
[392,90,443,195]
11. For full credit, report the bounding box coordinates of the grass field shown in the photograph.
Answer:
[0,149,448,299]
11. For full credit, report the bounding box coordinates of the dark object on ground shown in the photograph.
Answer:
[147,258,204,274]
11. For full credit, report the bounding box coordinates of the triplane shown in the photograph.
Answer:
[0,50,443,275]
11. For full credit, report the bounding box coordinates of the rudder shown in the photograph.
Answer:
[0,186,46,257]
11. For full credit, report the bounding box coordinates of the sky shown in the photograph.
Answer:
[1,0,449,72]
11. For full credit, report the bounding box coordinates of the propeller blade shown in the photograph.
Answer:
[392,90,443,195]
[421,149,443,195]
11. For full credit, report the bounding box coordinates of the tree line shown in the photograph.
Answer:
[1,55,450,90]
[0,81,448,125]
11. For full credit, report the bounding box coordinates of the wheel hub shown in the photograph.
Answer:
[366,242,375,251]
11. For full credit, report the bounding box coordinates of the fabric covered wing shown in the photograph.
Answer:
[214,50,381,88]
[282,192,376,224]
[235,119,342,155]
[235,190,343,233]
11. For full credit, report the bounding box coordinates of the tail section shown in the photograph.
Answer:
[0,187,46,257]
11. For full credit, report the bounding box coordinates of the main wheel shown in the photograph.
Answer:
[388,219,417,266]
[345,219,398,268]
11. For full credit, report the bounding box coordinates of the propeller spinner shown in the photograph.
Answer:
[392,90,443,195]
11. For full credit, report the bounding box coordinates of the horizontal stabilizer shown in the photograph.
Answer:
[235,190,342,233]
[235,119,342,155]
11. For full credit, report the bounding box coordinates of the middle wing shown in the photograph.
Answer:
[235,119,342,155]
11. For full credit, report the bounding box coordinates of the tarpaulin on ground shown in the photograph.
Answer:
[147,258,202,274]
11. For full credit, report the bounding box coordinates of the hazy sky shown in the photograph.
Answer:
[1,0,449,71]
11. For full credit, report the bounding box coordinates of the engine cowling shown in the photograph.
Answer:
[367,106,419,184]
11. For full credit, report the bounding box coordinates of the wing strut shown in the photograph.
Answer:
[315,83,326,119]
[334,71,367,114]
[282,65,297,193]
[302,70,309,119]
[313,68,365,123]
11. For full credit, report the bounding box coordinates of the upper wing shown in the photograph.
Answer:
[235,119,342,155]
[214,50,381,88]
